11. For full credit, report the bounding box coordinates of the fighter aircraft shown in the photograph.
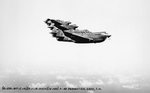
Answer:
[45,19,111,43]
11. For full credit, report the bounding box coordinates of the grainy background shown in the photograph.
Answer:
[0,0,150,92]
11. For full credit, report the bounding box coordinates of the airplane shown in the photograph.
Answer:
[45,19,111,43]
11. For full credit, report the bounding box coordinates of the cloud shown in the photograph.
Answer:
[79,80,93,87]
[107,78,114,85]
[51,82,60,86]
[56,76,71,80]
[87,90,94,93]
[122,84,140,89]
[116,75,141,89]
[56,75,83,80]
[65,81,77,88]
[29,83,46,88]
[95,80,104,85]
[118,76,137,84]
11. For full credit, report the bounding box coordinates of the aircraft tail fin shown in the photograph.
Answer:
[45,19,52,26]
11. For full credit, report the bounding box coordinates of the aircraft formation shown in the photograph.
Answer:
[45,19,111,43]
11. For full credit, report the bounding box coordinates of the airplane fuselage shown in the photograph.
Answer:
[45,19,111,43]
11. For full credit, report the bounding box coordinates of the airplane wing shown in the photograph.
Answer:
[45,19,93,43]
[45,19,78,30]
[62,30,93,43]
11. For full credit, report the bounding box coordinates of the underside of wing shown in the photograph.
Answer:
[63,31,93,43]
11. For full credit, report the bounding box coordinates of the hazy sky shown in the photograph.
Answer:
[0,0,150,78]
